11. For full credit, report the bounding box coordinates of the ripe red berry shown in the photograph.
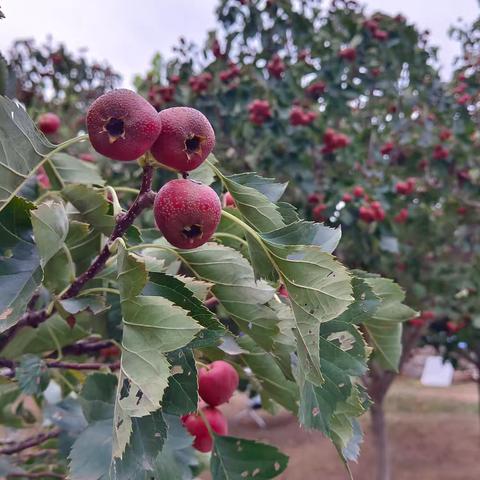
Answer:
[38,112,61,135]
[339,47,356,62]
[307,193,321,204]
[150,107,215,172]
[439,128,452,141]
[305,81,326,98]
[182,406,228,452]
[79,153,95,163]
[154,179,221,249]
[267,54,285,78]
[278,284,289,298]
[223,192,236,208]
[352,186,365,198]
[198,360,239,407]
[342,192,353,203]
[359,206,375,223]
[394,208,409,224]
[86,89,162,161]
[373,29,388,41]
[312,203,327,222]
[248,99,272,125]
[380,142,394,155]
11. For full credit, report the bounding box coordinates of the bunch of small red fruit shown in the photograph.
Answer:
[38,89,223,250]
[182,360,239,452]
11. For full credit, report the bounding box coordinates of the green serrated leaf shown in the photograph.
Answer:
[16,355,49,395]
[0,197,42,332]
[0,96,53,212]
[211,435,288,480]
[52,153,105,185]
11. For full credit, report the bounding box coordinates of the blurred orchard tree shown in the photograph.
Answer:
[132,1,480,479]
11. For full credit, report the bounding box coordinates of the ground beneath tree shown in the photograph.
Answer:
[204,377,480,480]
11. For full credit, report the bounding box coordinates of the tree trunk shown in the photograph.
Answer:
[370,399,391,480]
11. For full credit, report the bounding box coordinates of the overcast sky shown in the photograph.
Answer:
[1,0,478,85]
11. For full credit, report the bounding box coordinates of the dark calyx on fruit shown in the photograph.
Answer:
[104,117,125,142]
[185,134,206,157]
[182,223,203,240]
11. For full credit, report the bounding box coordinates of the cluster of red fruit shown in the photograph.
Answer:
[358,200,386,223]
[248,99,272,125]
[363,18,389,41]
[219,63,241,83]
[395,177,416,195]
[267,54,286,78]
[321,128,350,153]
[289,105,317,126]
[305,80,327,99]
[409,310,435,328]
[83,89,221,249]
[189,72,213,94]
[182,361,239,452]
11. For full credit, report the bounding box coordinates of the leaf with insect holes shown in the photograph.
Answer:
[173,243,284,351]
[210,435,288,480]
[355,271,416,371]
[237,336,298,413]
[0,96,54,212]
[259,228,353,386]
[0,197,42,332]
[113,244,202,459]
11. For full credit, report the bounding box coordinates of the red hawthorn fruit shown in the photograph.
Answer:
[150,107,215,172]
[342,192,353,203]
[307,193,321,204]
[278,284,289,298]
[223,191,236,208]
[370,201,382,211]
[79,153,95,163]
[371,67,381,77]
[352,186,365,198]
[154,179,221,249]
[457,206,468,215]
[457,93,471,105]
[395,180,414,195]
[453,82,468,94]
[446,321,463,334]
[322,128,350,153]
[373,29,388,41]
[433,144,449,160]
[182,407,228,452]
[212,38,223,58]
[380,142,394,155]
[359,206,375,223]
[36,166,51,189]
[219,64,241,83]
[289,106,317,126]
[418,158,429,170]
[312,203,327,222]
[198,360,240,406]
[339,47,356,62]
[409,316,426,328]
[373,207,385,221]
[248,99,272,125]
[169,75,181,85]
[267,54,285,78]
[363,19,379,32]
[189,72,213,94]
[86,89,162,161]
[38,112,61,135]
[422,311,435,321]
[306,81,326,98]
[439,128,452,141]
[394,208,409,224]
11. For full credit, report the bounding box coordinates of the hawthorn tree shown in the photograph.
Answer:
[0,77,414,480]
[133,1,480,479]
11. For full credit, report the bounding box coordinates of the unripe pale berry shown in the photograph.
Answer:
[86,89,162,161]
[154,179,221,249]
[182,406,228,452]
[150,107,215,172]
[198,360,239,407]
[38,112,61,135]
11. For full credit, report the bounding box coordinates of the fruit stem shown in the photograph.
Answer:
[77,287,120,297]
[197,406,215,439]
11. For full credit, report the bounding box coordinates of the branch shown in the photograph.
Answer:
[0,166,156,351]
[7,473,64,479]
[0,429,60,455]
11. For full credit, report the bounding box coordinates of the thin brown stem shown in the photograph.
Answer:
[0,429,60,455]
